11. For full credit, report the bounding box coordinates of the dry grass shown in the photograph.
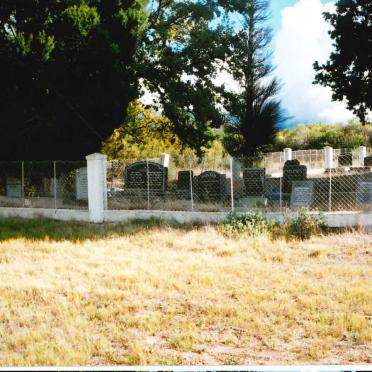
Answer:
[0,218,371,366]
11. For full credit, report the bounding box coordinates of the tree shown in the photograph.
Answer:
[272,122,372,151]
[139,0,233,156]
[222,0,284,158]
[0,0,148,160]
[313,0,372,125]
[102,99,186,159]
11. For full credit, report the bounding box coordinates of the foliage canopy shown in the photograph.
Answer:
[0,0,148,160]
[313,0,372,124]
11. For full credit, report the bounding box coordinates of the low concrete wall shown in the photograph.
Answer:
[0,207,90,222]
[104,210,227,224]
[0,207,371,227]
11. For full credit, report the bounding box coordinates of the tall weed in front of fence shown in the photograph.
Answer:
[283,209,326,241]
[219,212,271,237]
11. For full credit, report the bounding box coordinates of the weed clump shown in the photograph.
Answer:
[284,209,326,240]
[219,212,271,237]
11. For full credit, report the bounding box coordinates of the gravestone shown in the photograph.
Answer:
[75,167,88,200]
[6,177,22,198]
[283,160,307,194]
[177,171,193,191]
[243,168,265,197]
[364,156,372,167]
[338,153,352,166]
[356,181,372,205]
[125,161,167,196]
[195,171,226,202]
[290,180,314,209]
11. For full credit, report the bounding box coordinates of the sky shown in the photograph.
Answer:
[270,0,354,126]
[143,0,355,127]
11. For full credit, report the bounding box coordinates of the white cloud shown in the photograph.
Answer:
[273,0,354,124]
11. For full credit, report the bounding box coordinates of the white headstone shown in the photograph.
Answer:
[76,167,88,200]
[6,177,22,198]
[160,153,170,168]
[359,146,367,166]
[284,148,292,162]
[324,146,334,169]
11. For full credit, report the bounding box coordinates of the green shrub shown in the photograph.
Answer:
[219,212,271,237]
[284,209,326,240]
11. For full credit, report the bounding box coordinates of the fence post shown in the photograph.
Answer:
[328,167,332,212]
[230,157,234,213]
[189,158,194,212]
[86,153,107,223]
[283,148,292,162]
[359,146,367,166]
[324,146,333,169]
[53,161,57,210]
[21,161,25,207]
[279,176,282,213]
[146,159,150,210]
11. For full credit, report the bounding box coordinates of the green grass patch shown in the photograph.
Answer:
[0,217,198,242]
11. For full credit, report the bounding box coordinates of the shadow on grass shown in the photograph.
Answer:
[0,217,202,242]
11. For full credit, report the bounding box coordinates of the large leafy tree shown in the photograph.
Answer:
[313,0,372,125]
[139,0,235,156]
[222,0,284,157]
[0,0,148,160]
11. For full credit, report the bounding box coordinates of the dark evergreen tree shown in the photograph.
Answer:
[313,0,372,125]
[0,0,148,160]
[222,0,285,157]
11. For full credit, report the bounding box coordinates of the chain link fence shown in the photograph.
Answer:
[0,161,88,209]
[106,155,372,213]
[1,148,370,213]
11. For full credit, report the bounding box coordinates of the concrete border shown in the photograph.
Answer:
[0,207,371,227]
[0,207,89,222]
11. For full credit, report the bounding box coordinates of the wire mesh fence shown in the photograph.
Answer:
[1,148,371,213]
[106,156,372,213]
[0,161,88,209]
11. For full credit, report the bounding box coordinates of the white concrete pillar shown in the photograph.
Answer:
[86,153,107,223]
[359,146,367,166]
[160,153,170,168]
[283,148,292,162]
[324,146,334,169]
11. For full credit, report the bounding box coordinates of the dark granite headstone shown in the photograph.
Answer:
[283,160,307,194]
[125,161,167,195]
[243,168,265,197]
[195,171,226,202]
[177,170,194,191]
[338,153,352,166]
[290,180,314,209]
[364,156,372,167]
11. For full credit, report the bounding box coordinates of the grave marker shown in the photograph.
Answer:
[76,167,88,200]
[290,180,314,209]
[6,177,22,198]
[356,181,372,205]
[364,156,372,167]
[125,161,167,195]
[338,153,352,166]
[243,168,265,197]
[283,160,307,194]
[195,171,226,202]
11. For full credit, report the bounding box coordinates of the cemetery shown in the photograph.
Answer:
[0,146,371,224]
[104,146,371,214]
